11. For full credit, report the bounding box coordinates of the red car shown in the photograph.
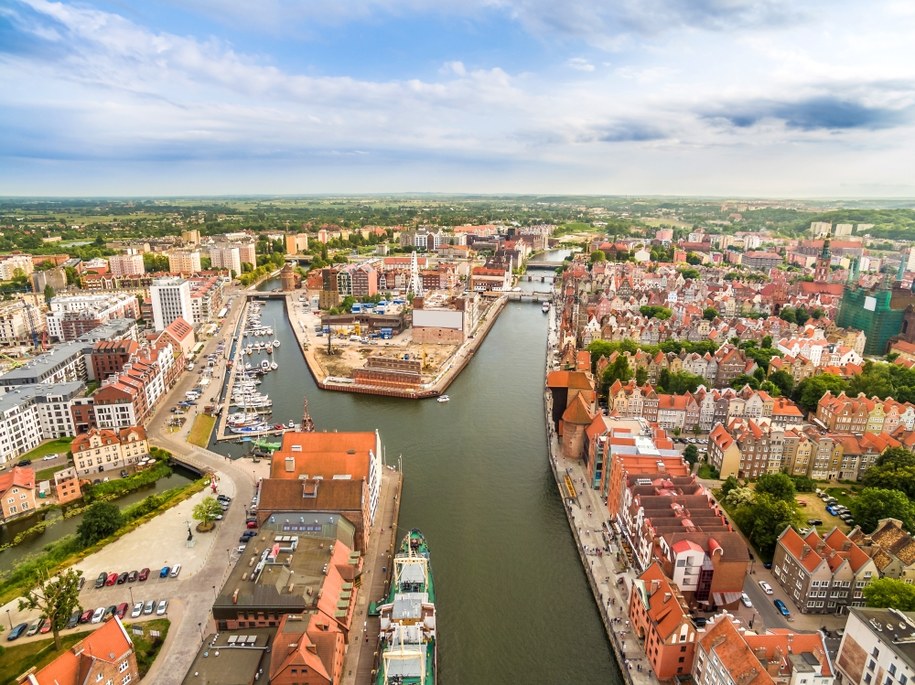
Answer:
[39,618,52,634]
[79,609,94,624]
[105,572,118,586]
[115,602,129,619]
[138,568,150,582]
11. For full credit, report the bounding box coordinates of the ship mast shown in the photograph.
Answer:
[301,397,316,432]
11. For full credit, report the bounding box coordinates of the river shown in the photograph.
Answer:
[211,250,620,683]
[0,467,197,574]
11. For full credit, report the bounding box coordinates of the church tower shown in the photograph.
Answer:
[814,237,831,283]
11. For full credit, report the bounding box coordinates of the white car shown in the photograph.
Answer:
[130,602,144,618]
[759,580,774,595]
[90,606,107,624]
[156,600,168,616]
[42,454,57,461]
[741,592,753,608]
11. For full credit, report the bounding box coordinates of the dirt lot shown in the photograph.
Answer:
[798,491,851,534]
[314,338,458,382]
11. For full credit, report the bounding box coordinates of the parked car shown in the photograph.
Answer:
[159,566,170,579]
[115,603,129,619]
[116,571,129,584]
[78,575,86,590]
[79,609,94,624]
[807,519,823,526]
[16,459,32,467]
[156,599,169,616]
[67,610,81,629]
[90,607,107,624]
[130,602,144,618]
[143,600,156,616]
[104,605,117,621]
[105,572,118,586]
[217,494,231,502]
[241,530,256,539]
[741,593,753,608]
[759,580,774,594]
[127,570,138,583]
[693,616,708,627]
[95,572,108,589]
[40,618,52,634]
[239,535,251,543]
[7,622,29,641]
[26,618,43,637]
[246,520,258,529]
[774,599,791,617]
[170,564,181,578]
[138,568,150,582]
[42,454,57,461]
[826,506,839,515]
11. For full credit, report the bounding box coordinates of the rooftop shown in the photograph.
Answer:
[180,629,274,685]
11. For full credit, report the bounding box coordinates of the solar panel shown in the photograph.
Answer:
[227,636,238,644]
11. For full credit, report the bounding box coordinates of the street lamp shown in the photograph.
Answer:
[128,586,135,606]
[5,609,11,629]
[198,621,204,643]
[212,585,217,600]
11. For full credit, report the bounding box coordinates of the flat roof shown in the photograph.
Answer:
[0,380,85,413]
[180,629,274,685]
[0,343,85,384]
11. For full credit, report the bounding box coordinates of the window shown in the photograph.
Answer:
[890,665,897,676]
[121,676,132,685]
[119,661,129,673]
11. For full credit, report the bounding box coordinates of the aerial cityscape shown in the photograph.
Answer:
[3,1,915,685]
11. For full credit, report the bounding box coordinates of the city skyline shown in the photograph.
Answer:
[2,0,915,197]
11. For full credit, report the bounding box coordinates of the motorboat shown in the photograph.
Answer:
[260,360,271,372]
[270,361,278,371]
[273,339,281,348]
[437,395,450,403]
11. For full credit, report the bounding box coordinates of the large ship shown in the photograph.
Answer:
[376,529,437,685]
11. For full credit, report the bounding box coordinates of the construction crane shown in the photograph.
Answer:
[1,352,25,370]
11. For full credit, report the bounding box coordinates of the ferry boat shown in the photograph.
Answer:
[541,300,551,313]
[436,395,450,403]
[376,529,436,685]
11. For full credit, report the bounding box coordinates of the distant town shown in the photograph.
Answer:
[2,196,915,685]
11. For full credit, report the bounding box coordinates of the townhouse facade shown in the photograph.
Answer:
[0,466,36,521]
[71,426,150,476]
[772,527,877,615]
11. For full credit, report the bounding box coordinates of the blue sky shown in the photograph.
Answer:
[2,0,915,197]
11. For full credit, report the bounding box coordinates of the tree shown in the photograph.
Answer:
[850,487,915,533]
[726,486,755,507]
[768,369,795,397]
[193,496,224,531]
[19,568,83,650]
[734,493,802,558]
[43,283,55,304]
[720,475,740,498]
[639,305,672,320]
[635,366,648,386]
[590,250,606,263]
[683,444,699,465]
[864,578,915,610]
[601,356,632,392]
[703,307,718,321]
[792,374,849,414]
[862,448,915,499]
[77,502,124,546]
[754,473,796,502]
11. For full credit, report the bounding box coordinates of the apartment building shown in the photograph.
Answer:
[208,244,242,275]
[150,276,193,332]
[71,426,149,476]
[0,466,36,521]
[167,248,202,274]
[0,300,45,345]
[693,613,834,685]
[46,293,139,341]
[835,607,915,685]
[0,253,34,280]
[772,527,877,615]
[108,253,145,277]
[628,563,698,679]
[188,275,224,325]
[849,518,915,584]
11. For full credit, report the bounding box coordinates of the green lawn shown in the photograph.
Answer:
[698,463,720,480]
[126,618,170,677]
[19,438,73,462]
[825,486,857,510]
[0,629,89,683]
[187,414,216,447]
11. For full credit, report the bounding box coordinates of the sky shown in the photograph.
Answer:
[2,0,915,197]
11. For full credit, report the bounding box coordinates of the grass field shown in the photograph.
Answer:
[126,618,170,677]
[187,414,216,447]
[0,629,88,683]
[19,438,72,462]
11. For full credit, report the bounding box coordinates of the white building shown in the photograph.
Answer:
[150,277,193,332]
[167,249,202,275]
[0,300,45,345]
[46,293,139,341]
[835,607,915,685]
[208,244,242,275]
[0,254,34,280]
[0,343,88,390]
[0,382,83,466]
[108,253,145,278]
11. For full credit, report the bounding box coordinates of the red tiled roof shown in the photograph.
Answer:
[0,466,35,494]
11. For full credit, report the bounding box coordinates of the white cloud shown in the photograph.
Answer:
[566,57,595,72]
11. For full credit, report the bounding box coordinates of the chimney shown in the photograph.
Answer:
[664,592,672,603]
[651,579,661,594]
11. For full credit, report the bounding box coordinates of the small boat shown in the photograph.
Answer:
[273,339,281,348]
[266,346,273,354]
[270,362,278,371]
[437,395,450,403]
[260,360,271,372]
[541,301,551,313]
[245,363,252,371]
[287,420,295,428]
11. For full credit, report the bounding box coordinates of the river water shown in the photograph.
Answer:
[211,251,620,683]
[0,468,196,574]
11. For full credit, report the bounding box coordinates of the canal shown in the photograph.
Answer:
[0,467,197,575]
[212,250,620,683]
